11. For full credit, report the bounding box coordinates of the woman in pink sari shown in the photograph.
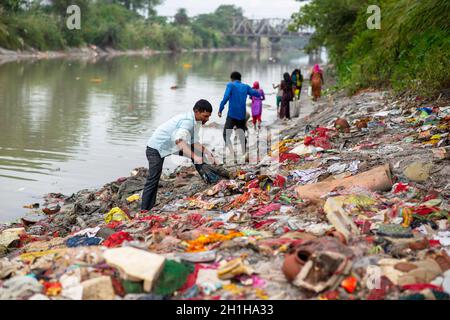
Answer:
[310,64,324,101]
[250,81,265,130]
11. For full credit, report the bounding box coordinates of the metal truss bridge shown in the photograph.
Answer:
[229,18,313,39]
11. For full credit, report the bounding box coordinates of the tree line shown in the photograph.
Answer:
[0,1,248,51]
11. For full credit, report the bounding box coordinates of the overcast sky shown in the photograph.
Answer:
[155,0,305,19]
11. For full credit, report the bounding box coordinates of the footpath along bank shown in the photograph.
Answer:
[1,88,450,300]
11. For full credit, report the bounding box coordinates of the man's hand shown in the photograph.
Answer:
[193,154,204,164]
[206,155,216,165]
[177,139,203,164]
[218,112,222,118]
[205,150,217,165]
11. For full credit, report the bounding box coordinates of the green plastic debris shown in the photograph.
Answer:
[153,260,194,296]
[122,279,144,294]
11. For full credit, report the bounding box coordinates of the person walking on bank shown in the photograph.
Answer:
[272,81,283,116]
[250,81,265,131]
[279,73,293,119]
[291,69,303,99]
[218,71,261,155]
[310,64,324,101]
[141,99,217,212]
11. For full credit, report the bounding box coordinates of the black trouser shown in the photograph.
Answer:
[141,147,165,211]
[141,145,204,211]
[223,116,247,154]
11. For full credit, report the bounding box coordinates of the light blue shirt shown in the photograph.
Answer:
[147,111,201,158]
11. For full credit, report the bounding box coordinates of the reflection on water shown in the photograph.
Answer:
[0,49,325,221]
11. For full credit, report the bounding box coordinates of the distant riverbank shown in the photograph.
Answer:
[0,46,252,64]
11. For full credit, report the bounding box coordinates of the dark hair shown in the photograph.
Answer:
[230,71,242,81]
[193,99,213,113]
[283,72,292,89]
[283,72,291,82]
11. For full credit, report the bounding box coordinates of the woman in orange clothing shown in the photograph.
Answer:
[310,64,324,101]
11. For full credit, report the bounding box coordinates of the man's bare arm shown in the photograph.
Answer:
[193,143,217,165]
[176,139,203,163]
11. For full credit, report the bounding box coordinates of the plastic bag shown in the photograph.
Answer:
[195,164,230,184]
[308,86,312,97]
[126,194,140,203]
[104,207,130,223]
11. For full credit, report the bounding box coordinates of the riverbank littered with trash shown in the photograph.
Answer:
[1,88,449,300]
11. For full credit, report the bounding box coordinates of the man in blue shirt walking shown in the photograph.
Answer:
[219,71,261,156]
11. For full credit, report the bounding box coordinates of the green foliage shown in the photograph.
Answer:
[0,2,248,52]
[291,0,450,96]
[291,0,367,60]
[1,12,65,50]
[1,0,26,12]
[48,0,90,16]
[191,4,245,48]
[162,24,200,51]
[82,3,136,47]
[174,8,189,25]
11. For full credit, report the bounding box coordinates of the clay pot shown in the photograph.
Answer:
[408,237,429,251]
[282,249,312,282]
[42,204,61,215]
[334,118,350,133]
[325,230,347,245]
[434,252,450,271]
[356,120,368,130]
[394,262,418,272]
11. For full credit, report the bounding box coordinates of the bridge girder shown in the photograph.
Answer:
[229,18,313,38]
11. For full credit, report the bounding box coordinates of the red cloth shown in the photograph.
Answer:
[140,215,166,223]
[106,221,122,229]
[423,193,438,201]
[367,289,386,300]
[414,206,437,216]
[313,136,332,149]
[304,136,313,146]
[304,127,332,149]
[253,219,277,229]
[322,290,339,300]
[210,222,224,229]
[393,183,409,193]
[188,213,206,226]
[429,239,441,247]
[247,179,260,189]
[279,153,301,163]
[311,127,330,137]
[179,264,201,292]
[402,283,443,292]
[252,203,282,217]
[103,231,133,248]
[111,277,126,297]
[273,175,286,187]
[252,114,262,124]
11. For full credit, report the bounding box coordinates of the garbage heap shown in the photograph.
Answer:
[1,90,449,300]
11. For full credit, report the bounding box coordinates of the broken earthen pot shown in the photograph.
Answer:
[355,120,368,130]
[282,237,354,283]
[325,230,347,245]
[334,118,350,133]
[282,248,312,282]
